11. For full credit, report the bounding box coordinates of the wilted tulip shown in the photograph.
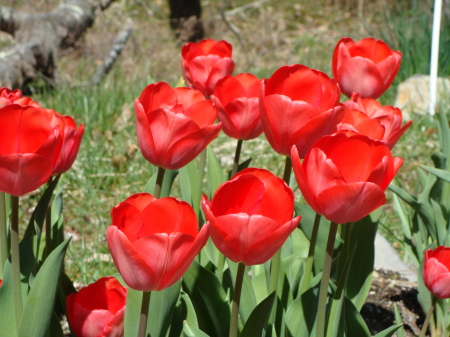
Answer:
[332,37,401,99]
[423,246,450,299]
[211,73,264,140]
[66,276,127,337]
[260,64,343,158]
[202,168,301,265]
[337,93,412,148]
[181,39,235,97]
[0,105,63,196]
[292,133,403,224]
[134,82,221,170]
[107,193,209,291]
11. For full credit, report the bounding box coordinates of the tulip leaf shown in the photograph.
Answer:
[170,290,199,337]
[183,321,210,337]
[240,292,276,337]
[148,280,182,337]
[250,265,269,303]
[124,288,142,337]
[393,303,405,337]
[182,260,229,337]
[24,174,61,238]
[0,260,18,337]
[341,211,379,311]
[18,238,71,337]
[44,312,64,337]
[206,146,226,198]
[285,283,319,337]
[227,157,253,180]
[372,324,403,337]
[421,165,450,183]
[179,160,201,216]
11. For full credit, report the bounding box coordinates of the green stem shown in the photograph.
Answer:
[316,221,338,337]
[193,150,207,218]
[299,213,322,294]
[231,139,243,177]
[137,291,152,337]
[230,262,246,337]
[0,192,7,278]
[11,195,22,330]
[45,177,54,258]
[283,156,292,185]
[419,296,437,337]
[154,167,166,199]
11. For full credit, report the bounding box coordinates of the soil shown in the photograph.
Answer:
[361,269,426,337]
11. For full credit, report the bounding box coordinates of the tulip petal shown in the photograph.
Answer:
[291,146,321,213]
[220,97,263,140]
[141,198,198,237]
[337,57,385,98]
[429,272,450,299]
[206,57,235,97]
[138,82,178,112]
[261,94,318,156]
[107,226,158,291]
[315,182,385,223]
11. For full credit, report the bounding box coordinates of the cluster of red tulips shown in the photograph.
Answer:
[1,35,449,337]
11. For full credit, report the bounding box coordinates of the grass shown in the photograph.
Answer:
[11,0,447,283]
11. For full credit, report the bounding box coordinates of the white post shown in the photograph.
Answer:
[429,0,443,116]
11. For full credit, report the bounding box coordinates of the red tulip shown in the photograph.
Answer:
[202,168,301,265]
[332,37,402,99]
[423,246,450,299]
[134,82,221,170]
[0,105,63,196]
[52,114,85,175]
[211,73,263,140]
[0,87,40,108]
[181,39,235,97]
[291,133,403,224]
[107,193,209,291]
[260,64,343,158]
[337,93,412,149]
[66,276,127,337]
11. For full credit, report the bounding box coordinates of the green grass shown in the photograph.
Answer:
[16,0,446,284]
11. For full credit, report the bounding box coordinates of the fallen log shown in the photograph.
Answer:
[0,0,115,89]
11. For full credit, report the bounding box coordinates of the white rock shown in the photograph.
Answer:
[394,74,450,119]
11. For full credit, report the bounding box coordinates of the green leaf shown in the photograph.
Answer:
[372,324,403,337]
[341,296,370,337]
[393,304,404,337]
[18,238,71,337]
[44,312,64,337]
[206,146,226,198]
[285,284,319,337]
[124,287,142,337]
[343,212,379,311]
[227,157,253,179]
[421,165,450,183]
[182,260,229,337]
[0,261,18,337]
[170,290,199,337]
[183,321,210,337]
[241,292,276,337]
[148,280,182,337]
[178,160,201,216]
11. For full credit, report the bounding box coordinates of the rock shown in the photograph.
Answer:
[394,74,450,119]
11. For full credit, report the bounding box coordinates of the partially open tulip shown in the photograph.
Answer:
[292,133,403,224]
[134,82,221,170]
[181,39,235,97]
[337,93,412,149]
[52,114,85,175]
[0,104,63,196]
[0,87,40,108]
[66,276,127,337]
[211,73,263,140]
[260,64,343,158]
[332,37,402,99]
[202,168,301,265]
[107,193,209,291]
[423,246,450,299]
